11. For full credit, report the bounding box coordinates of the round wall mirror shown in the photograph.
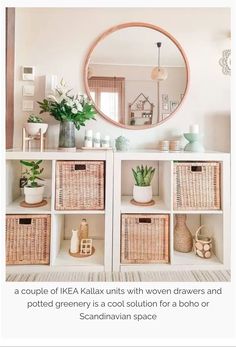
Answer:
[84,22,189,129]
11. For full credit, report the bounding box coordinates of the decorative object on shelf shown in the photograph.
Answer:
[20,160,45,204]
[93,132,101,148]
[24,115,48,136]
[174,214,193,253]
[70,229,79,254]
[169,140,181,152]
[23,115,48,152]
[79,219,89,246]
[55,161,104,210]
[121,214,169,264]
[219,49,231,75]
[80,239,93,255]
[38,79,96,151]
[189,124,199,133]
[159,140,169,151]
[128,93,154,126]
[173,161,221,210]
[102,135,110,148]
[69,244,95,258]
[193,225,212,259]
[132,165,155,204]
[6,214,50,265]
[184,133,205,152]
[84,129,93,148]
[115,136,130,151]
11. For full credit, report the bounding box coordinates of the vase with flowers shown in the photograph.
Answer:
[38,79,96,151]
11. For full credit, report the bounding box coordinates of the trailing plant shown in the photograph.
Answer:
[37,79,96,130]
[27,115,44,123]
[132,165,155,186]
[20,160,44,188]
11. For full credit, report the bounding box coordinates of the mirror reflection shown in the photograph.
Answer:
[85,24,188,128]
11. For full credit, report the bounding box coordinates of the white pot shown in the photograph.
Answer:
[133,185,153,203]
[24,123,48,136]
[24,186,44,204]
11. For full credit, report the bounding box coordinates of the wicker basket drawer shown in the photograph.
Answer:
[6,214,50,265]
[173,162,221,210]
[121,214,169,264]
[55,161,105,210]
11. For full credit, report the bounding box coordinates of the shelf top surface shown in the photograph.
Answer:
[6,148,230,161]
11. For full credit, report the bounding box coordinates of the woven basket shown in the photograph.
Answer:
[193,225,213,259]
[121,214,169,264]
[6,214,50,265]
[55,161,105,210]
[173,162,221,210]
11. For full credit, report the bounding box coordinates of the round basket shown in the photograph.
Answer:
[193,225,212,259]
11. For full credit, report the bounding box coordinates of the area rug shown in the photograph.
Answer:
[6,270,230,282]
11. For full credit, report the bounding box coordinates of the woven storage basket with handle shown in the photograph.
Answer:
[6,214,50,265]
[174,162,221,210]
[55,161,104,210]
[121,214,169,264]
[193,225,212,259]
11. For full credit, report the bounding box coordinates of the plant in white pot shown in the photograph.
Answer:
[132,165,155,203]
[20,160,45,204]
[24,115,48,136]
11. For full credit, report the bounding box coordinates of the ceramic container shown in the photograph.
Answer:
[159,140,169,151]
[133,185,153,203]
[24,185,44,204]
[115,136,130,151]
[70,229,79,254]
[24,123,48,136]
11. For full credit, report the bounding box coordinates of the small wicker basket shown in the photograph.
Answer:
[6,214,50,265]
[121,214,169,264]
[174,161,221,210]
[193,225,212,259]
[55,160,105,210]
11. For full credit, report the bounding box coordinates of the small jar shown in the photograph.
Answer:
[159,140,169,151]
[93,132,101,148]
[169,140,181,152]
[102,135,110,148]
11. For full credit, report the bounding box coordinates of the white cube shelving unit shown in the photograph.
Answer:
[6,149,113,273]
[113,150,230,272]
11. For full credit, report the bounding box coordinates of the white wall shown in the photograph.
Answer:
[14,7,230,151]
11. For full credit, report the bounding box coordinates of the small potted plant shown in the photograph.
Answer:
[24,114,48,136]
[20,160,45,204]
[132,165,155,203]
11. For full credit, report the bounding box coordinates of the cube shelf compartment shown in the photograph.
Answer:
[113,150,230,272]
[6,150,113,273]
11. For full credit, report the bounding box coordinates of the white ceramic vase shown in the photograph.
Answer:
[24,123,48,136]
[70,229,79,254]
[24,186,44,204]
[133,185,153,203]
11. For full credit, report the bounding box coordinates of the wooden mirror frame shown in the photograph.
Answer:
[84,22,190,130]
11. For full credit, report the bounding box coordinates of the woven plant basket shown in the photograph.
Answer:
[121,214,169,264]
[55,161,105,210]
[6,214,50,265]
[174,162,221,210]
[193,225,213,259]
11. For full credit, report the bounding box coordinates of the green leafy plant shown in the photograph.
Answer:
[27,115,43,123]
[132,165,155,186]
[37,79,96,130]
[20,160,44,188]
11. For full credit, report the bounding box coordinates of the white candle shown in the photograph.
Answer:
[84,129,93,147]
[189,124,199,133]
[94,132,101,148]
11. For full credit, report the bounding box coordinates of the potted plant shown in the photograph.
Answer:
[132,165,155,203]
[38,79,96,151]
[20,160,45,204]
[24,114,48,136]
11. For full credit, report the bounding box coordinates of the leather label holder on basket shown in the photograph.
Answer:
[193,225,212,259]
